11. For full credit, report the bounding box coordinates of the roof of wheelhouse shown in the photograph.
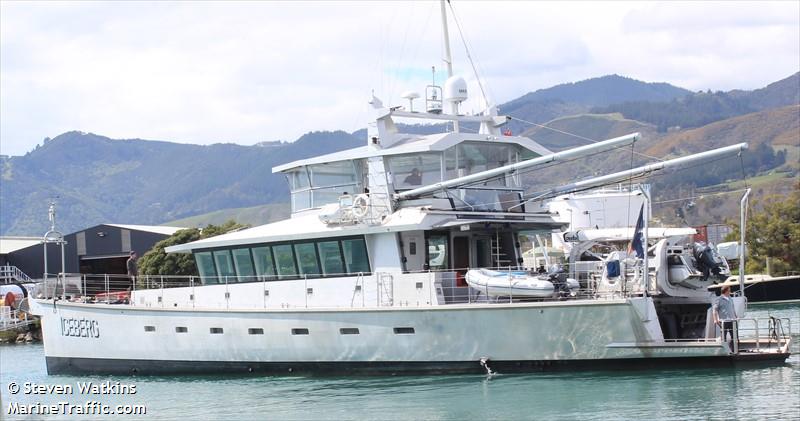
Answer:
[272,131,552,173]
[164,204,562,253]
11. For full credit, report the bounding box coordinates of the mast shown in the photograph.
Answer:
[439,0,459,132]
[440,0,453,78]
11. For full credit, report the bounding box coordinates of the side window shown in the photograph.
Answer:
[195,252,217,284]
[213,250,236,282]
[317,241,345,275]
[252,246,277,281]
[294,243,321,276]
[272,244,298,279]
[342,238,370,274]
[232,248,255,283]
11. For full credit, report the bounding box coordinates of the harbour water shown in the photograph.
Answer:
[2,304,798,420]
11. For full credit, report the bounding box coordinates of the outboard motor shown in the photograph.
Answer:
[692,242,726,282]
[539,264,579,297]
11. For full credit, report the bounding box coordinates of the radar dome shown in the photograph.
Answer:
[443,76,468,103]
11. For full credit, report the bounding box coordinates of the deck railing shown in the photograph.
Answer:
[35,261,650,309]
[0,307,35,332]
[0,265,33,284]
[734,317,792,352]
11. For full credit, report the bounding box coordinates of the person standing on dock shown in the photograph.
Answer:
[713,285,737,352]
[126,251,138,289]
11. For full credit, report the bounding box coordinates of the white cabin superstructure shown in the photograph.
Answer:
[27,0,790,375]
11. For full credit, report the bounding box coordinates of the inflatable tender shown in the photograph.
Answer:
[465,269,555,297]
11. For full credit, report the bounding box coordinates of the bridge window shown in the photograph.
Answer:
[309,161,357,187]
[389,153,442,190]
[444,142,523,187]
[287,161,360,212]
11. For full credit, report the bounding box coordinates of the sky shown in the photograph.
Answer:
[1,1,798,157]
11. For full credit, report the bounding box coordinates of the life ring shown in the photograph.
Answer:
[351,194,370,218]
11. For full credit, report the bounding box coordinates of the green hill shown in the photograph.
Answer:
[164,203,290,228]
[519,106,798,226]
[0,131,361,235]
[592,73,799,132]
[520,113,658,151]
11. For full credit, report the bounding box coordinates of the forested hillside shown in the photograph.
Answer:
[591,73,799,132]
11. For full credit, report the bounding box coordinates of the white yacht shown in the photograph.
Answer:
[28,1,791,375]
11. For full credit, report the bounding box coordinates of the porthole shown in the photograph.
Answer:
[393,327,415,334]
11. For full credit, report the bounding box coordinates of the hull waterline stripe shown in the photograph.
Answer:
[45,354,790,376]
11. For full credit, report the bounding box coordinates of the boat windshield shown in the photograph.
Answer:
[287,161,362,211]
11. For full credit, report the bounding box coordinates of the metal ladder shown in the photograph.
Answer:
[491,232,511,268]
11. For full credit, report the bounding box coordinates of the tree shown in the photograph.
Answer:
[138,220,250,276]
[725,183,800,275]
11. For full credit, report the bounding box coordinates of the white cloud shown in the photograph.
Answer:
[1,1,798,156]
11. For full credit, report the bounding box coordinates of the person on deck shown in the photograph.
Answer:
[126,251,138,290]
[713,285,737,352]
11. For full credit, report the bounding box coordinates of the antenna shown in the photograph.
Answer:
[48,198,58,232]
[401,91,420,112]
[426,66,443,114]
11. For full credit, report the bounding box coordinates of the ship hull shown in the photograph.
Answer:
[31,297,789,375]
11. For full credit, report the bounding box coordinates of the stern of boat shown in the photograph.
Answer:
[730,316,793,362]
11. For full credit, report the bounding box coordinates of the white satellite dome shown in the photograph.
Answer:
[443,75,468,103]
[401,91,421,112]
